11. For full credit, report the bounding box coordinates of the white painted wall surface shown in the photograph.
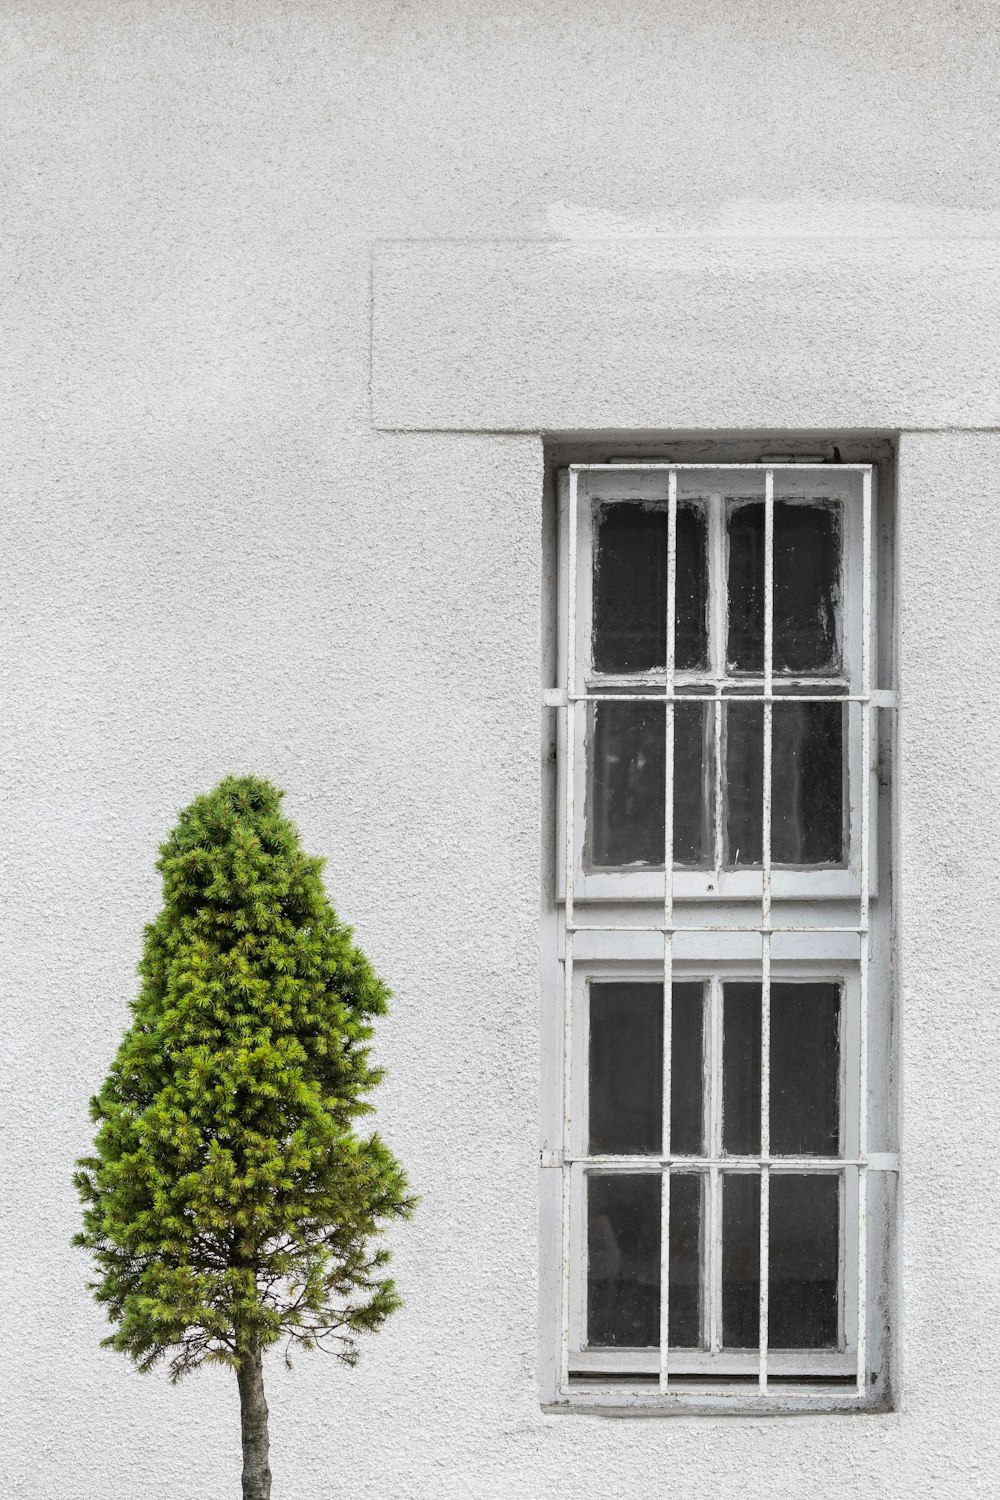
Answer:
[1,2,999,1495]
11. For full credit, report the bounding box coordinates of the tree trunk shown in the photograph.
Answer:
[237,1346,272,1500]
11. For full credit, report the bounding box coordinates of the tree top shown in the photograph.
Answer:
[74,776,413,1380]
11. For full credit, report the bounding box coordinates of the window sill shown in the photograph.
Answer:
[542,1382,893,1418]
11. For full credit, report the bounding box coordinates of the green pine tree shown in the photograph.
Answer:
[74,776,414,1500]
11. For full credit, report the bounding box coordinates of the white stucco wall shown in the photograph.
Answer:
[2,2,999,1496]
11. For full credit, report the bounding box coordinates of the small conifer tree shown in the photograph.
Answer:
[74,777,413,1500]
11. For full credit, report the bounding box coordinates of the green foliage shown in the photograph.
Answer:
[75,776,414,1381]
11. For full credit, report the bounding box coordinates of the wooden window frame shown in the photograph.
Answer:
[540,461,897,1415]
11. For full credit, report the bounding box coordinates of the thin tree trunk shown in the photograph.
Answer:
[237,1346,272,1500]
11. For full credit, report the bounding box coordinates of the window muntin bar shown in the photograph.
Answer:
[553,463,891,1410]
[568,924,868,934]
[707,975,723,1357]
[571,1157,876,1170]
[568,463,878,470]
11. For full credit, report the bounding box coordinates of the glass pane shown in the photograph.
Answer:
[722,1173,760,1348]
[671,983,705,1156]
[724,700,844,867]
[723,982,761,1156]
[771,984,841,1156]
[592,502,709,672]
[589,700,709,867]
[727,501,842,674]
[769,1175,839,1348]
[588,982,705,1156]
[587,1175,660,1346]
[722,1174,839,1350]
[724,982,842,1158]
[669,1175,703,1348]
[589,983,662,1155]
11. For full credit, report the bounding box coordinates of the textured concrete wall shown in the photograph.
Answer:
[2,2,999,1496]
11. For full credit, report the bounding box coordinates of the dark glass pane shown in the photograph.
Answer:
[724,700,844,867]
[589,983,662,1155]
[587,1175,660,1346]
[669,1175,702,1348]
[724,698,763,868]
[588,982,704,1156]
[722,1174,760,1348]
[773,701,844,865]
[589,700,709,867]
[727,501,841,674]
[771,985,841,1156]
[674,702,710,866]
[726,502,765,674]
[593,502,709,672]
[769,1175,839,1348]
[723,1175,839,1350]
[724,983,842,1158]
[723,983,761,1155]
[671,984,705,1156]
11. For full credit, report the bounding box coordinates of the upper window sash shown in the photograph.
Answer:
[555,465,878,904]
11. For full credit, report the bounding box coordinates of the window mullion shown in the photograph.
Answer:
[707,489,726,1362]
[759,469,774,1393]
[708,976,723,1355]
[659,471,678,1394]
[709,492,727,880]
[856,466,873,1396]
[560,467,580,1398]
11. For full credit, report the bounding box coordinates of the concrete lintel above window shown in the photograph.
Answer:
[372,237,1000,432]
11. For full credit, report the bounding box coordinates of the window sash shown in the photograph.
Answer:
[555,467,877,903]
[566,963,861,1377]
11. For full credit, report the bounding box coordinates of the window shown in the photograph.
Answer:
[541,457,897,1413]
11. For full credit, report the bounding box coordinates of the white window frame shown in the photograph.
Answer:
[540,461,897,1415]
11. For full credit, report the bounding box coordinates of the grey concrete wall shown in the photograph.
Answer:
[2,3,999,1496]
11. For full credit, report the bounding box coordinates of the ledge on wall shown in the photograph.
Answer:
[371,237,1000,434]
